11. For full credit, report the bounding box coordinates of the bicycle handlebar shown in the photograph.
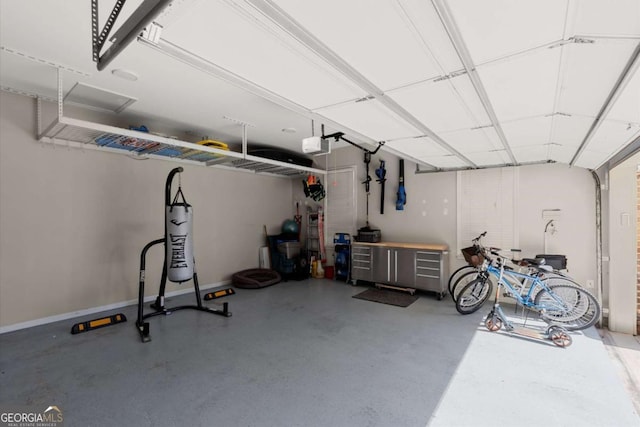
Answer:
[472,231,487,243]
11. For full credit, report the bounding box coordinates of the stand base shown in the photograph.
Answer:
[136,302,231,342]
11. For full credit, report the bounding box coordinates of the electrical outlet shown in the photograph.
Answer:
[586,280,594,289]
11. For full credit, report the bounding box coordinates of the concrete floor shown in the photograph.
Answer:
[0,279,638,427]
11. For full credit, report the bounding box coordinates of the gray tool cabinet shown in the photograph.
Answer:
[350,241,449,299]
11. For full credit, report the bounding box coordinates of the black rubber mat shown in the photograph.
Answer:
[352,288,419,307]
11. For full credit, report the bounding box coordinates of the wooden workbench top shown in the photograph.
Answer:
[352,241,448,251]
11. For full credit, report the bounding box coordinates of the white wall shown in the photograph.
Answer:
[319,146,598,286]
[0,90,604,329]
[517,163,597,287]
[608,153,639,334]
[0,91,293,328]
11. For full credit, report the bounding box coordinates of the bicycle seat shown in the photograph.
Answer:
[520,258,553,272]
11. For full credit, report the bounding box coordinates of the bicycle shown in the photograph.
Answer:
[455,249,601,331]
[447,232,488,301]
[450,236,576,307]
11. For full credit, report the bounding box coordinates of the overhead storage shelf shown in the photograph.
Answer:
[38,116,326,177]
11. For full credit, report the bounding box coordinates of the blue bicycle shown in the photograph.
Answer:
[455,249,600,331]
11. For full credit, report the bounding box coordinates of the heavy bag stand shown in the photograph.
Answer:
[136,167,231,343]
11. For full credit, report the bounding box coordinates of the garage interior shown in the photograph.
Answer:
[0,1,639,426]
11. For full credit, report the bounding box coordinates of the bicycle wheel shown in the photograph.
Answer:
[455,278,492,315]
[447,265,476,299]
[534,283,601,331]
[452,270,494,303]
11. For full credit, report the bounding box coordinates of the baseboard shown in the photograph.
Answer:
[0,280,231,335]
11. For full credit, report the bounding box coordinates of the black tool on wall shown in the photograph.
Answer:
[375,159,386,214]
[396,159,407,211]
[363,152,372,223]
[320,130,384,223]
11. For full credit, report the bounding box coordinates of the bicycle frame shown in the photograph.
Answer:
[480,255,568,314]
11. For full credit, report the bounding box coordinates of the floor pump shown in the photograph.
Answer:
[136,167,231,342]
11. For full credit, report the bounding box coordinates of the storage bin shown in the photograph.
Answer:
[535,254,567,270]
[278,241,301,259]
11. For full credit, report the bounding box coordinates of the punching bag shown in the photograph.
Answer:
[166,187,194,283]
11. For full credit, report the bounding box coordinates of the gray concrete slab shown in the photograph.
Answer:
[601,330,640,416]
[428,310,640,427]
[0,279,637,427]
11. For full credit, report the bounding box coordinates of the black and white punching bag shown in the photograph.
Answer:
[166,188,194,283]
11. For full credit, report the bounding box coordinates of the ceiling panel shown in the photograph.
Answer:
[548,144,580,164]
[465,150,511,167]
[387,77,489,133]
[268,0,444,90]
[0,51,68,99]
[162,0,365,110]
[501,116,553,148]
[477,48,561,121]
[1,0,637,172]
[0,0,142,73]
[573,0,640,37]
[511,145,550,163]
[573,150,611,169]
[551,115,593,147]
[386,137,451,157]
[393,0,464,74]
[557,40,638,117]
[88,42,345,151]
[418,155,469,169]
[439,127,504,153]
[584,120,640,159]
[602,64,640,124]
[448,74,494,127]
[447,0,568,64]
[315,99,421,142]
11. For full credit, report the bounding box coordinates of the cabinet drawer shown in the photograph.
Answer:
[351,246,372,281]
[416,258,440,268]
[352,260,371,270]
[415,275,444,293]
[416,265,440,279]
[352,246,371,254]
[352,247,371,261]
[415,251,442,261]
[352,250,371,267]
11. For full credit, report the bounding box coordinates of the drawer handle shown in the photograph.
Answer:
[417,266,439,271]
[417,274,440,279]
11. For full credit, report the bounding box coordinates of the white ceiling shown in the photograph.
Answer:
[1,0,639,171]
